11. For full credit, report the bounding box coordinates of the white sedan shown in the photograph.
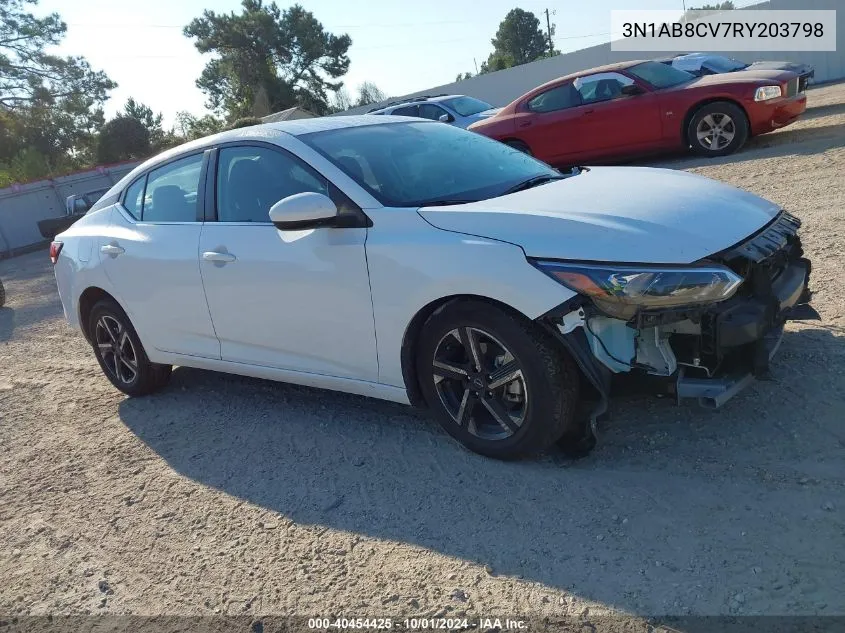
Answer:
[51,116,815,459]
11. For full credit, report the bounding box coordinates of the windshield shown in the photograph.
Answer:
[301,121,561,207]
[441,96,494,117]
[628,60,695,89]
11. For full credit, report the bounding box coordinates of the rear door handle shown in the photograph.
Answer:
[582,109,595,115]
[100,244,125,256]
[202,251,237,264]
[518,121,532,128]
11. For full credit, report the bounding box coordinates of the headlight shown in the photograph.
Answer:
[534,261,744,320]
[754,85,782,101]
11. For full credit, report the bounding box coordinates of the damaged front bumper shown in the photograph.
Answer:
[540,211,816,411]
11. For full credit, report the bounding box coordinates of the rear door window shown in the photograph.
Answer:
[142,154,204,223]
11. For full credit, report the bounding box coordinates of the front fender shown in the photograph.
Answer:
[364,209,575,388]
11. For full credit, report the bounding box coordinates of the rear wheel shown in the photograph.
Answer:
[416,300,580,459]
[88,299,171,396]
[504,139,532,155]
[0,278,5,307]
[687,101,748,156]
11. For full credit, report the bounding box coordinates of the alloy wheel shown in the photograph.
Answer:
[431,327,529,441]
[696,113,736,151]
[95,315,139,385]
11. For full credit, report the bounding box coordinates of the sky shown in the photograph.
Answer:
[38,0,699,126]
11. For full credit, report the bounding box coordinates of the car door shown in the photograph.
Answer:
[98,151,220,358]
[570,71,663,159]
[197,142,378,381]
[512,82,583,164]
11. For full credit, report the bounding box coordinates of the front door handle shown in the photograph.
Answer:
[202,251,237,264]
[100,243,125,257]
[518,121,532,128]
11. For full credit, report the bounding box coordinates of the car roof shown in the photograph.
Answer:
[104,116,429,197]
[368,94,464,113]
[528,60,649,94]
[150,115,425,159]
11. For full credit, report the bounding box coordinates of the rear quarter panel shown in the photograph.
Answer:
[53,206,122,335]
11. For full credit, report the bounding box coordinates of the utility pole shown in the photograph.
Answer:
[544,8,554,56]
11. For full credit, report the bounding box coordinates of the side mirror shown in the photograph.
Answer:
[438,113,455,123]
[620,84,645,97]
[268,192,338,230]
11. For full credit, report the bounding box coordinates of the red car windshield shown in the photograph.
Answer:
[628,61,695,89]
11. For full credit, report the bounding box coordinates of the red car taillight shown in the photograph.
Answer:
[49,241,63,265]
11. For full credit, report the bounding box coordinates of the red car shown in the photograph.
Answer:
[468,60,806,164]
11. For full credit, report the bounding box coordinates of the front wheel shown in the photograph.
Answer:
[88,299,172,396]
[0,278,5,307]
[416,300,580,459]
[687,102,749,156]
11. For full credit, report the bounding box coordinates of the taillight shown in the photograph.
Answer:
[49,241,63,265]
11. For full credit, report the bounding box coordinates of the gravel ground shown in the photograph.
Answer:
[1,82,843,629]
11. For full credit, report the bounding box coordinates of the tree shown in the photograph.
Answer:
[480,52,514,74]
[684,1,734,20]
[354,81,386,107]
[327,87,352,113]
[227,116,263,129]
[184,0,351,120]
[481,8,551,73]
[455,72,474,82]
[0,0,115,183]
[174,110,224,140]
[97,116,151,164]
[0,0,115,110]
[123,97,164,146]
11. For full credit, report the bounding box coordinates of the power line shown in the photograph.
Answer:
[66,19,475,30]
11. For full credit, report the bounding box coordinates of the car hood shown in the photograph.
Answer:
[747,60,813,74]
[418,167,781,264]
[457,108,502,128]
[678,69,797,88]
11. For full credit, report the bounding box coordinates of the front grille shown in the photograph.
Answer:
[798,75,809,93]
[724,211,800,263]
[720,211,802,297]
[785,77,800,98]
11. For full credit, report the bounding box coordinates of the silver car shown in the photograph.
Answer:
[367,94,501,129]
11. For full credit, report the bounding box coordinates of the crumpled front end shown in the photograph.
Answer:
[540,211,815,409]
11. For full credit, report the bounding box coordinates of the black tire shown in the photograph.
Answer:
[88,299,172,396]
[687,101,749,157]
[504,139,532,155]
[416,300,580,459]
[0,278,5,308]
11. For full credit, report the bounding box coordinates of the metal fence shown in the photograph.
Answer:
[0,161,140,258]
